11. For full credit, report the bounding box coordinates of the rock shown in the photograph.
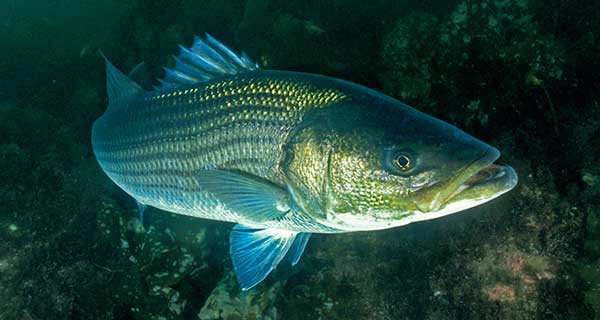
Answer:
[380,13,439,101]
[587,207,600,236]
[198,272,282,320]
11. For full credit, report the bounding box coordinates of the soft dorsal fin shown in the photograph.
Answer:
[102,54,143,107]
[157,33,259,90]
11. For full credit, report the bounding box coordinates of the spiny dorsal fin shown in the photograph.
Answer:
[102,53,143,107]
[156,33,259,90]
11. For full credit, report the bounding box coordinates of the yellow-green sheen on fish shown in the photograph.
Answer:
[92,34,518,290]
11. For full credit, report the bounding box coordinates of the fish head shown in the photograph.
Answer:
[285,95,517,231]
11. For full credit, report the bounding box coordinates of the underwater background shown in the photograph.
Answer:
[1,0,599,319]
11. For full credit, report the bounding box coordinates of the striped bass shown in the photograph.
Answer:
[92,34,518,290]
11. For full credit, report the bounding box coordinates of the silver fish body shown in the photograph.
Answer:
[92,70,349,233]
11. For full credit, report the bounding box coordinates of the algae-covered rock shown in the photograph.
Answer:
[588,207,600,236]
[581,188,600,317]
[584,170,600,188]
[96,206,229,319]
[380,13,439,101]
[428,164,593,319]
[380,0,566,130]
[579,262,600,318]
[0,143,30,183]
[198,272,282,320]
[584,239,600,260]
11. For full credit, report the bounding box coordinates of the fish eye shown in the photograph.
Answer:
[383,148,416,175]
[392,153,412,170]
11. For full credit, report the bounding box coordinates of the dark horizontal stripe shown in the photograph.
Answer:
[94,114,297,151]
[95,134,280,168]
[96,131,280,158]
[103,122,285,152]
[102,156,275,177]
[125,94,305,138]
[106,157,273,187]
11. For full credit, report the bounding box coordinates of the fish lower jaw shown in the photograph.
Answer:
[413,162,518,215]
[448,164,517,202]
[414,191,445,213]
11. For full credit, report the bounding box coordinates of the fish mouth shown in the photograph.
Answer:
[443,163,518,207]
[414,147,518,213]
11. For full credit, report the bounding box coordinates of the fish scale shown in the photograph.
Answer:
[92,72,346,225]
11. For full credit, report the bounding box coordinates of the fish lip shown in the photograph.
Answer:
[414,146,500,213]
[412,147,516,213]
[441,149,518,208]
[434,147,499,209]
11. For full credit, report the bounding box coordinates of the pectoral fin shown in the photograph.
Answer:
[230,224,298,290]
[196,170,291,222]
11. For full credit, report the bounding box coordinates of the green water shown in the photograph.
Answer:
[1,0,599,319]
